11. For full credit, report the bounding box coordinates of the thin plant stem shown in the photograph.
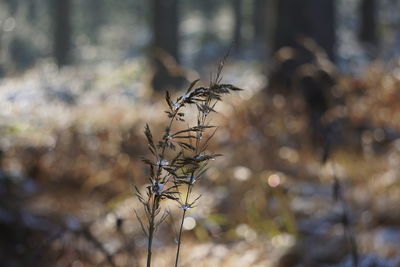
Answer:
[174,95,210,267]
[139,63,240,267]
[174,208,186,267]
[145,111,179,267]
[146,196,157,267]
[174,173,195,267]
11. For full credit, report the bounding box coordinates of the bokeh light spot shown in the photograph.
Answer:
[268,174,281,188]
[233,166,252,181]
[183,217,196,231]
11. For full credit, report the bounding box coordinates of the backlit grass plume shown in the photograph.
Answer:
[136,58,242,267]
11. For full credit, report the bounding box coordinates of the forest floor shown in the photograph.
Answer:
[1,58,400,267]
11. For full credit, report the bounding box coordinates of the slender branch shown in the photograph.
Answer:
[174,89,213,267]
[174,208,187,267]
[146,196,157,267]
[174,165,196,267]
[145,110,179,267]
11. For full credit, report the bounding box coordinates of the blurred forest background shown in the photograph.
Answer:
[2,0,400,266]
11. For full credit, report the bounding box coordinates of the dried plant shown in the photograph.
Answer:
[136,57,241,267]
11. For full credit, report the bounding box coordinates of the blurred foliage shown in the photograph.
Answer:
[1,60,400,265]
[1,0,400,266]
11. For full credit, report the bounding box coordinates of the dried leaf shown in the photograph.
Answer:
[177,142,195,151]
[172,125,216,136]
[186,79,200,93]
[144,124,157,155]
[165,91,173,110]
[219,84,243,91]
[134,209,148,237]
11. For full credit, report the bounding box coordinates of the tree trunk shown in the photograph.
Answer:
[200,0,215,38]
[268,0,336,147]
[151,0,180,91]
[253,0,267,42]
[85,0,105,43]
[232,0,243,51]
[4,0,19,15]
[359,0,378,58]
[27,0,37,22]
[359,0,377,43]
[273,0,335,60]
[53,0,72,67]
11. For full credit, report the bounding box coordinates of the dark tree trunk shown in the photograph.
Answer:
[253,0,266,42]
[269,0,336,149]
[4,0,19,15]
[27,0,37,22]
[232,0,243,51]
[85,0,105,43]
[200,0,215,36]
[273,0,336,60]
[151,0,180,91]
[359,0,377,43]
[53,0,72,67]
[273,0,301,51]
